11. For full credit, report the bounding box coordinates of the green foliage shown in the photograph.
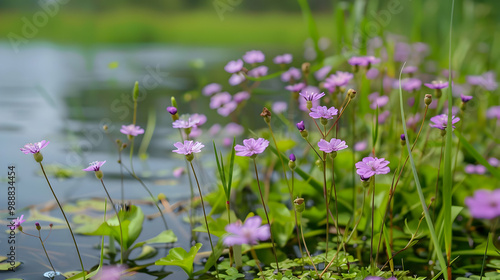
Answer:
[155,243,203,278]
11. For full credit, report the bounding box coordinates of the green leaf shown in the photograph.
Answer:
[0,261,20,271]
[155,243,203,278]
[143,230,178,245]
[134,245,158,260]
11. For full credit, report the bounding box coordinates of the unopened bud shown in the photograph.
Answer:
[424,94,432,106]
[49,224,53,228]
[132,81,139,101]
[301,62,310,76]
[294,198,305,213]
[260,107,272,124]
[158,193,166,201]
[35,222,41,231]
[348,88,357,99]
[103,125,108,131]
[400,134,406,146]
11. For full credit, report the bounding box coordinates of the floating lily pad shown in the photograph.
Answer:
[155,243,202,278]
[0,261,21,271]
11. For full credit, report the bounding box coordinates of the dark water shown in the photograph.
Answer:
[0,42,243,279]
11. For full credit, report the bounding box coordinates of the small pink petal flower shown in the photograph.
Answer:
[355,157,390,178]
[11,215,25,229]
[273,54,292,64]
[242,50,265,64]
[309,106,338,119]
[224,59,243,73]
[172,141,204,155]
[299,91,325,102]
[223,216,270,246]
[281,67,301,82]
[429,114,460,131]
[120,124,144,136]
[424,81,449,90]
[83,161,106,172]
[465,189,500,219]
[234,138,269,157]
[202,83,222,96]
[20,140,49,154]
[318,138,348,153]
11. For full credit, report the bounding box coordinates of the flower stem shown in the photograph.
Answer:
[265,122,304,261]
[100,179,124,264]
[120,163,169,231]
[322,158,330,263]
[39,163,86,279]
[298,212,319,277]
[370,177,376,275]
[253,158,280,271]
[189,161,220,279]
[38,232,57,275]
[250,247,266,280]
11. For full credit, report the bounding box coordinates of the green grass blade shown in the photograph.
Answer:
[213,141,228,198]
[297,0,323,62]
[454,130,500,180]
[227,138,236,197]
[443,0,456,266]
[398,62,449,280]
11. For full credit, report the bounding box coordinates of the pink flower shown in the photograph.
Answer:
[299,91,325,102]
[202,83,222,96]
[224,123,244,137]
[224,59,243,73]
[223,216,270,246]
[281,67,301,82]
[309,106,338,119]
[354,141,368,151]
[210,92,232,109]
[465,189,500,219]
[324,71,353,91]
[348,56,380,66]
[285,82,306,92]
[217,101,238,117]
[234,91,250,103]
[247,66,268,78]
[272,101,287,114]
[172,118,199,129]
[95,265,127,280]
[318,138,348,153]
[120,124,144,136]
[229,73,245,86]
[355,157,390,178]
[173,140,204,155]
[11,215,25,229]
[273,54,292,64]
[314,65,332,81]
[20,140,49,154]
[424,81,449,90]
[173,167,185,178]
[429,114,460,131]
[243,50,265,64]
[234,138,269,157]
[83,161,106,172]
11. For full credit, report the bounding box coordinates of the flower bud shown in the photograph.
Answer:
[301,62,310,76]
[296,121,305,131]
[167,106,177,115]
[132,81,139,101]
[103,125,108,131]
[315,159,323,171]
[34,152,43,163]
[424,94,432,106]
[35,222,41,231]
[294,198,305,213]
[289,153,296,162]
[158,193,166,201]
[49,224,53,228]
[171,96,178,108]
[288,154,296,170]
[400,134,406,146]
[95,170,103,180]
[348,88,357,99]
[260,107,272,124]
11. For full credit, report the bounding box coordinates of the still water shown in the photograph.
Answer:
[0,42,245,279]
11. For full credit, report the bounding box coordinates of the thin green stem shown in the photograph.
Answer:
[370,177,376,275]
[434,137,445,221]
[322,158,330,263]
[189,161,220,279]
[298,212,319,277]
[36,229,57,275]
[100,179,124,264]
[39,163,85,279]
[250,247,265,280]
[253,158,280,271]
[120,163,169,231]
